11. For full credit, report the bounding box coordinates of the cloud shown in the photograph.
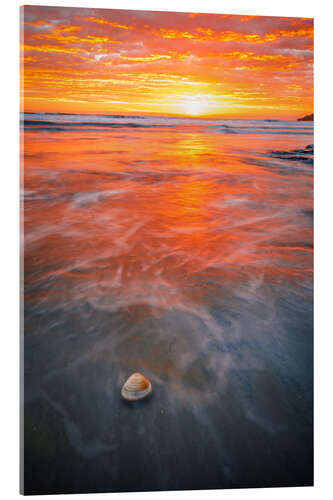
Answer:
[21,6,313,118]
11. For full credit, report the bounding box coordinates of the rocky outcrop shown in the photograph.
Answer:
[298,113,314,121]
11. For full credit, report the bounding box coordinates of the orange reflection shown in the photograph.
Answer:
[23,124,313,321]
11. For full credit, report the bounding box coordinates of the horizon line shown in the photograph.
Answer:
[21,110,313,121]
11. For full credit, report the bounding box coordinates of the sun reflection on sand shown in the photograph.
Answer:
[23,122,313,321]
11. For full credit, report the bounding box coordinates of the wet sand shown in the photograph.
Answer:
[23,115,313,494]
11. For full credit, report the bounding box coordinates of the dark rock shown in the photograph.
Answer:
[297,113,314,121]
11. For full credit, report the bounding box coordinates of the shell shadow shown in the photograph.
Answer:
[120,391,155,409]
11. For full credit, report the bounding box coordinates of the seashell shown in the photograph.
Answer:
[121,372,152,401]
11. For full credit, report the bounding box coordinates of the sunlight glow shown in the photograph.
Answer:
[181,95,213,116]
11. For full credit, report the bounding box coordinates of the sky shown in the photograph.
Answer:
[21,5,313,119]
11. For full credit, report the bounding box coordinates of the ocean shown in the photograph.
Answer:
[22,112,313,494]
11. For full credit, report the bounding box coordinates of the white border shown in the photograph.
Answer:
[2,1,332,499]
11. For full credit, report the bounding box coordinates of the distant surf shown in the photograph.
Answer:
[21,112,313,135]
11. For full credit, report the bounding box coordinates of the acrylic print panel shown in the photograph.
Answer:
[21,4,314,495]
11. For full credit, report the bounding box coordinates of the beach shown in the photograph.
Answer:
[23,113,313,494]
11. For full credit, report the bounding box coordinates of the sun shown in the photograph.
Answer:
[181,95,211,116]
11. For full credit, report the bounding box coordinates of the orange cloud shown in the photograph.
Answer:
[22,43,85,55]
[83,16,132,30]
[120,54,172,62]
[151,26,313,44]
[23,20,53,28]
[32,24,120,45]
[224,51,304,64]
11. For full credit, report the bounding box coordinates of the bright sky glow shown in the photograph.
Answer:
[21,6,314,119]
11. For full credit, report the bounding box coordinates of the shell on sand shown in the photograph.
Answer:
[121,372,152,401]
